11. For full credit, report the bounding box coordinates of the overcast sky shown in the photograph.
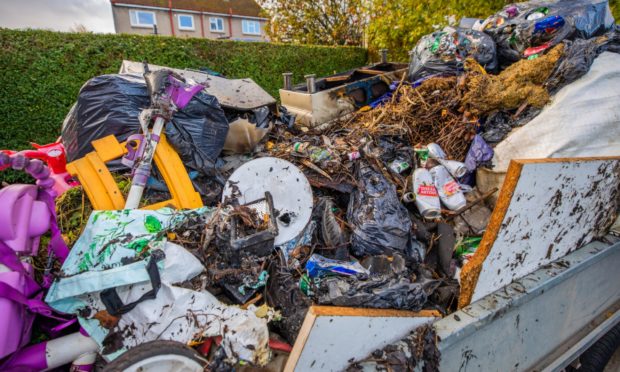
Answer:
[0,0,115,33]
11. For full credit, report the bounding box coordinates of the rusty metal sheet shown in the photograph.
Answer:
[460,157,620,307]
[119,60,276,110]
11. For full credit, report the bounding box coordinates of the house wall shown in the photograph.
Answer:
[230,17,265,41]
[112,5,267,41]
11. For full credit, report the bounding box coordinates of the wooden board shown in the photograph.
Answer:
[284,306,440,372]
[459,157,620,308]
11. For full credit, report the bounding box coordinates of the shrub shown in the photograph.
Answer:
[0,29,367,183]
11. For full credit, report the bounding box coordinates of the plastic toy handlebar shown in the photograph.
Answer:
[124,69,204,209]
[0,152,56,195]
[0,142,76,196]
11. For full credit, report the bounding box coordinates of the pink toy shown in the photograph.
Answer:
[1,141,77,196]
[0,152,95,371]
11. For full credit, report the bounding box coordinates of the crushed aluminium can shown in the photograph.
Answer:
[389,159,410,174]
[347,151,361,161]
[455,237,482,259]
[305,254,369,278]
[427,142,447,160]
[426,142,467,179]
[437,158,468,178]
[299,274,317,296]
[293,142,332,163]
[414,146,430,167]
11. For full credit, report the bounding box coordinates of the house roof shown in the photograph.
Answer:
[110,0,264,18]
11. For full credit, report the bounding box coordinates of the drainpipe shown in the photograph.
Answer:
[168,0,175,36]
[199,13,205,38]
[228,8,233,38]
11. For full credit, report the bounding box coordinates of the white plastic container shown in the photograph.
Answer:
[412,168,442,219]
[427,143,467,179]
[437,159,468,178]
[430,165,467,211]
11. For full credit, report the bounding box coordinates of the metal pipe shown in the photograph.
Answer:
[380,49,388,63]
[305,74,316,94]
[199,13,205,38]
[228,7,233,38]
[282,72,293,90]
[168,0,175,37]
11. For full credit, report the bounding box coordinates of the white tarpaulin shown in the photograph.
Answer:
[491,51,620,172]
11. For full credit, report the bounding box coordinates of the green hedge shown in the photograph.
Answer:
[0,29,367,182]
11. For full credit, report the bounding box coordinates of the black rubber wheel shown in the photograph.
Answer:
[578,322,620,372]
[103,340,207,372]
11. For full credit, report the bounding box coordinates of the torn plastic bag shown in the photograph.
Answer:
[481,111,516,144]
[277,106,296,129]
[280,221,316,262]
[406,238,426,265]
[480,108,541,144]
[347,162,411,257]
[222,107,273,154]
[45,208,269,365]
[546,26,620,93]
[408,27,497,81]
[361,254,406,276]
[61,73,228,179]
[305,254,369,278]
[314,197,348,260]
[462,134,494,184]
[314,275,427,310]
[479,0,614,65]
[464,135,494,173]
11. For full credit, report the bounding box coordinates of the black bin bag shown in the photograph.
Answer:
[408,27,498,82]
[347,162,412,257]
[61,73,229,177]
[480,0,615,66]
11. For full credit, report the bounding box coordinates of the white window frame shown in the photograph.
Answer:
[241,19,261,35]
[129,10,156,28]
[209,17,224,33]
[177,14,195,31]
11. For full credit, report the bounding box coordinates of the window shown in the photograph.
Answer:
[242,20,260,35]
[177,14,194,30]
[129,10,156,28]
[209,17,224,32]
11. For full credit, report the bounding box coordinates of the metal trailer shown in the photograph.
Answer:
[291,238,620,372]
[287,157,620,372]
[434,237,620,372]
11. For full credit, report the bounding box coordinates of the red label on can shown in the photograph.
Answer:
[417,185,438,197]
[443,180,460,196]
